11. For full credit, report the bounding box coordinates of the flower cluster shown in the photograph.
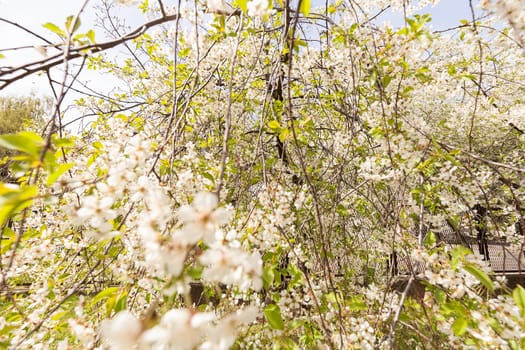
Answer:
[3,0,525,349]
[101,306,258,349]
[98,189,262,348]
[247,0,273,17]
[483,0,525,46]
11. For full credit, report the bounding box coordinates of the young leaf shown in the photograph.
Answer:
[268,120,281,129]
[46,163,74,186]
[300,0,311,16]
[264,304,284,330]
[423,231,436,248]
[262,265,275,289]
[452,317,468,336]
[279,129,289,143]
[450,245,472,269]
[0,184,37,227]
[0,227,16,254]
[43,22,65,37]
[0,132,44,158]
[463,263,494,292]
[91,287,119,306]
[202,172,215,184]
[65,15,81,34]
[87,29,96,44]
[513,285,525,316]
[348,296,367,311]
[235,0,248,12]
[113,292,128,313]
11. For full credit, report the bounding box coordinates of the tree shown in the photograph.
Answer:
[0,95,50,180]
[0,0,524,349]
[0,96,48,134]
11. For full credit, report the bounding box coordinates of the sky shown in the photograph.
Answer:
[383,0,476,29]
[0,0,479,108]
[0,0,145,98]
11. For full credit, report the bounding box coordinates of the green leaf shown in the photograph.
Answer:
[91,287,119,306]
[87,29,96,44]
[264,304,284,330]
[434,287,446,304]
[139,0,149,13]
[43,22,65,37]
[0,184,37,227]
[51,310,68,321]
[463,263,494,292]
[452,317,468,336]
[300,0,311,16]
[65,15,81,34]
[235,0,248,12]
[336,203,350,218]
[276,336,299,349]
[114,292,128,313]
[52,136,75,148]
[440,300,467,318]
[0,227,16,254]
[423,231,436,248]
[186,266,203,280]
[513,285,525,316]
[262,265,275,289]
[268,120,280,129]
[278,129,289,143]
[381,74,392,88]
[288,264,304,287]
[348,297,367,311]
[450,245,472,269]
[202,172,215,184]
[0,132,44,158]
[46,163,73,186]
[92,141,104,150]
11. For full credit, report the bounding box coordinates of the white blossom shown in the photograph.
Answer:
[139,309,214,350]
[247,0,273,17]
[100,311,142,350]
[177,192,231,244]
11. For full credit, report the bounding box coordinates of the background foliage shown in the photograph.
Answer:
[0,0,524,349]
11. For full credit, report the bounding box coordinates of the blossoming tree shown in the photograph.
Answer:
[0,0,525,349]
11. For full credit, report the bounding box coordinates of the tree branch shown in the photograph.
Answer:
[0,13,179,90]
[0,17,56,47]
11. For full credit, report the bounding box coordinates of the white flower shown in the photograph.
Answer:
[141,231,189,277]
[34,46,48,57]
[201,306,258,350]
[68,319,95,348]
[206,0,229,12]
[57,339,69,350]
[106,165,136,191]
[451,284,466,299]
[247,0,273,17]
[177,192,231,244]
[124,134,151,167]
[115,0,137,6]
[75,195,117,234]
[130,175,151,202]
[100,311,142,350]
[200,245,263,291]
[139,309,214,349]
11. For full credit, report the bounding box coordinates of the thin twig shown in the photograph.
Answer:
[0,14,179,90]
